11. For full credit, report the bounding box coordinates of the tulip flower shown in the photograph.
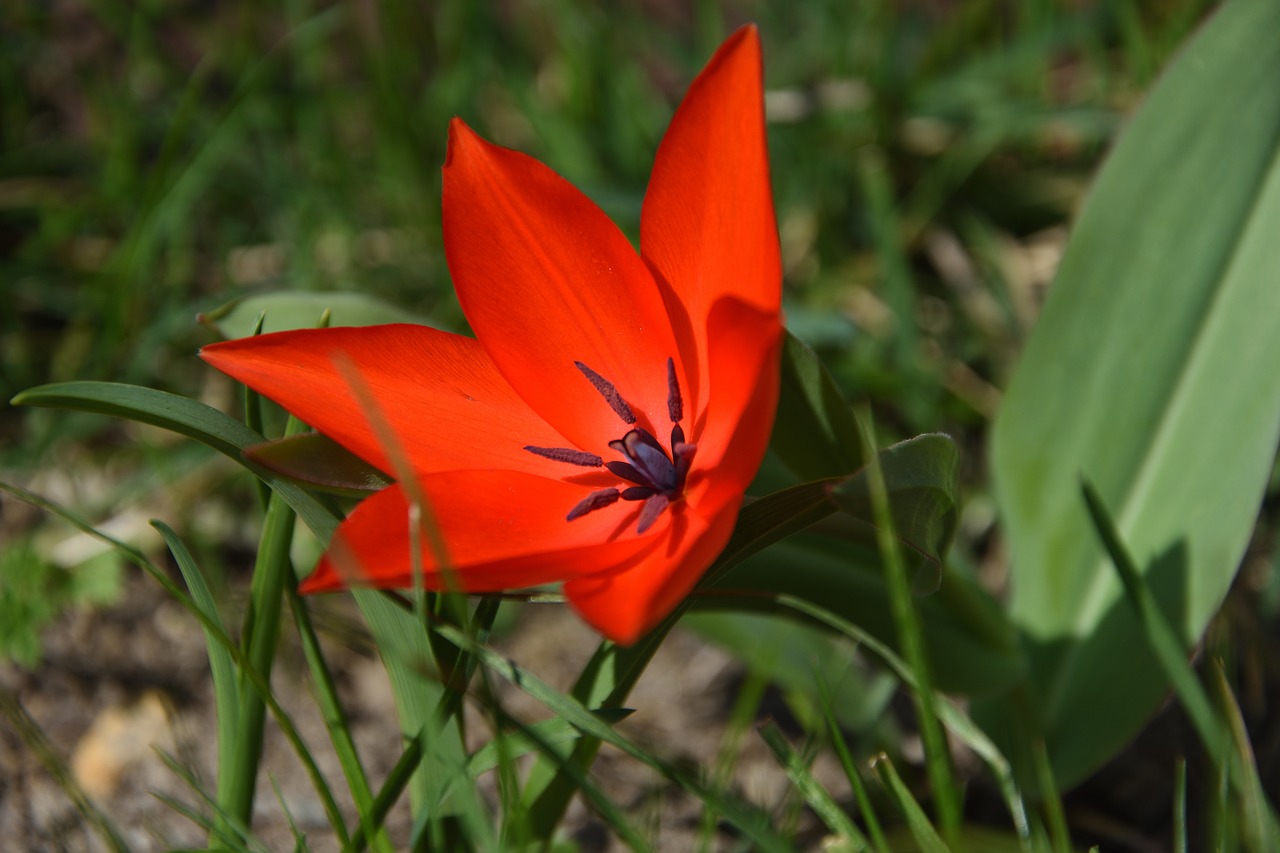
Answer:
[201,25,782,644]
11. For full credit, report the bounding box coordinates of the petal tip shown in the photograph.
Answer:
[444,117,486,170]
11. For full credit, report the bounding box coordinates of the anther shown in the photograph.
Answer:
[636,494,671,534]
[575,361,636,425]
[524,446,603,467]
[667,357,683,423]
[566,488,621,521]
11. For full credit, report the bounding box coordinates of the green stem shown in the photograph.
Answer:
[289,589,395,853]
[216,488,297,838]
[855,409,962,847]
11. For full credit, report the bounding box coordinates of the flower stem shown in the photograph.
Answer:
[215,455,298,838]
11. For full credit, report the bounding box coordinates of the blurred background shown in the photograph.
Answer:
[1,0,1214,604]
[0,0,1228,848]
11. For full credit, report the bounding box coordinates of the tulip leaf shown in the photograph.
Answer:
[245,433,392,496]
[770,329,865,480]
[686,610,898,730]
[829,432,960,570]
[12,381,341,542]
[200,290,433,339]
[983,0,1280,789]
[700,432,1018,696]
[701,537,1020,696]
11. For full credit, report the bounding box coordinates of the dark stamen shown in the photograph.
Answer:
[566,488,621,521]
[575,361,636,425]
[616,429,678,493]
[673,441,697,484]
[606,460,652,488]
[556,357,695,534]
[667,357,683,423]
[636,493,671,534]
[524,445,603,467]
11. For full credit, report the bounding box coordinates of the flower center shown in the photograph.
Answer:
[524,357,695,534]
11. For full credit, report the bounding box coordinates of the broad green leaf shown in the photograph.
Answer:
[830,432,960,570]
[200,290,432,339]
[245,433,391,496]
[704,537,1021,696]
[985,0,1280,788]
[701,433,1005,695]
[770,330,865,480]
[685,611,897,731]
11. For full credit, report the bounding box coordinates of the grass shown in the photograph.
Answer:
[8,0,1274,850]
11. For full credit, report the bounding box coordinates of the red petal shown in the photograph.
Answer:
[685,297,784,514]
[564,501,739,645]
[201,325,571,478]
[442,120,689,454]
[640,26,781,415]
[301,472,667,594]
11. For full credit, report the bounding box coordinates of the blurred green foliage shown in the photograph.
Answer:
[1,0,1214,454]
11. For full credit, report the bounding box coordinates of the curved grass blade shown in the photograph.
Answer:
[759,720,870,850]
[152,521,241,823]
[12,381,340,542]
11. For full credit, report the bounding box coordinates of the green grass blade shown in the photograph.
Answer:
[12,381,340,542]
[473,712,653,853]
[759,720,869,849]
[223,490,300,838]
[1173,757,1187,853]
[288,589,394,853]
[1030,739,1070,853]
[348,591,485,837]
[851,410,961,842]
[1079,482,1225,756]
[465,710,635,777]
[780,593,1030,843]
[871,753,952,853]
[152,521,241,829]
[818,681,891,853]
[1211,660,1277,850]
[153,747,265,853]
[1082,480,1280,841]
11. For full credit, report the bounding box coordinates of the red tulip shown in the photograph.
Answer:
[201,26,782,644]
